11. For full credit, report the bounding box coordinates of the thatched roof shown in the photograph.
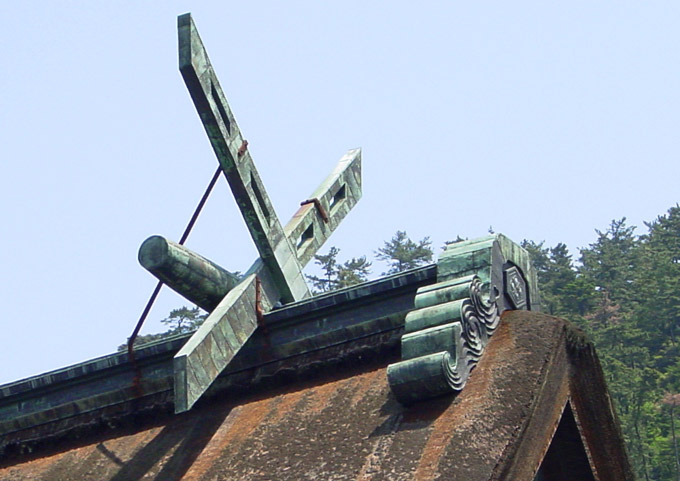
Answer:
[0,311,633,481]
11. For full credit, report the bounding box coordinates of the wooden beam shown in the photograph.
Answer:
[174,274,259,413]
[138,150,361,312]
[172,14,363,413]
[178,12,308,304]
[138,235,240,311]
[172,149,361,412]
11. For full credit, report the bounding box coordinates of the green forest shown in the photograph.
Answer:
[521,206,680,481]
[137,205,680,481]
[308,205,680,480]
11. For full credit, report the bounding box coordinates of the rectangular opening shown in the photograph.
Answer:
[297,223,314,249]
[211,80,231,134]
[250,171,271,225]
[330,184,346,212]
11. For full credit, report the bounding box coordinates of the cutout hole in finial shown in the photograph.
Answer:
[250,171,272,225]
[297,223,314,250]
[330,184,346,212]
[211,80,231,134]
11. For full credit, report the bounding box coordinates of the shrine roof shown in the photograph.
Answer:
[0,311,633,481]
[0,265,435,456]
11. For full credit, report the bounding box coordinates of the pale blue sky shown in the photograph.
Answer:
[1,2,679,384]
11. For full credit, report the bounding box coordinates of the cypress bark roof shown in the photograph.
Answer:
[0,311,633,481]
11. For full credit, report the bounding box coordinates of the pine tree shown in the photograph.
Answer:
[117,306,205,351]
[661,393,680,481]
[337,256,372,288]
[637,206,680,348]
[375,231,433,275]
[521,240,594,317]
[306,246,340,292]
[307,247,372,293]
[579,218,638,307]
[161,306,207,334]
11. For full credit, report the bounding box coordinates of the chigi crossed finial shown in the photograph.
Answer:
[139,14,362,413]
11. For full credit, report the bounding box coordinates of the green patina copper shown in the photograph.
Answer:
[174,274,259,414]
[158,14,362,413]
[139,236,241,311]
[387,234,539,405]
[178,12,308,304]
[168,147,361,413]
[0,266,435,443]
[138,147,360,315]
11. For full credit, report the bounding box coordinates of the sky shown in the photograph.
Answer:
[1,2,679,385]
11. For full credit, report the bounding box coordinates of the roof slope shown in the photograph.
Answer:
[0,311,633,481]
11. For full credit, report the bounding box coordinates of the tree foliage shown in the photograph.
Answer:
[306,246,372,293]
[307,246,340,292]
[117,305,206,352]
[118,208,680,479]
[307,230,433,293]
[375,230,434,275]
[337,256,372,288]
[524,206,680,480]
[161,306,207,334]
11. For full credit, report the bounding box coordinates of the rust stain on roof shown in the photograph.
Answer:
[413,398,461,481]
[349,368,383,409]
[300,378,343,417]
[266,390,306,425]
[0,312,633,481]
[412,318,519,481]
[181,399,273,481]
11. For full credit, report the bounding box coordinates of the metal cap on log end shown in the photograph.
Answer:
[138,235,171,270]
[138,236,241,311]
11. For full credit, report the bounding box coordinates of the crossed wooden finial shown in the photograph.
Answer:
[140,14,361,413]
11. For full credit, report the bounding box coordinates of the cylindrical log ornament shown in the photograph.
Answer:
[138,235,241,311]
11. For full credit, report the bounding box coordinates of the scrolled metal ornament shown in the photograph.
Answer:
[469,276,501,333]
[387,234,535,406]
[387,275,500,405]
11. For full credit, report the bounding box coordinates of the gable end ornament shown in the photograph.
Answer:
[387,234,538,405]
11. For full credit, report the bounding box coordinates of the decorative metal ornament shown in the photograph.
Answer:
[388,235,537,405]
[504,265,528,310]
[140,14,362,413]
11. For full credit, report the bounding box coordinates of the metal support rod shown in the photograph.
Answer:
[127,165,222,362]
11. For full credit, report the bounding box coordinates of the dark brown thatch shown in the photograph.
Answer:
[0,311,633,481]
